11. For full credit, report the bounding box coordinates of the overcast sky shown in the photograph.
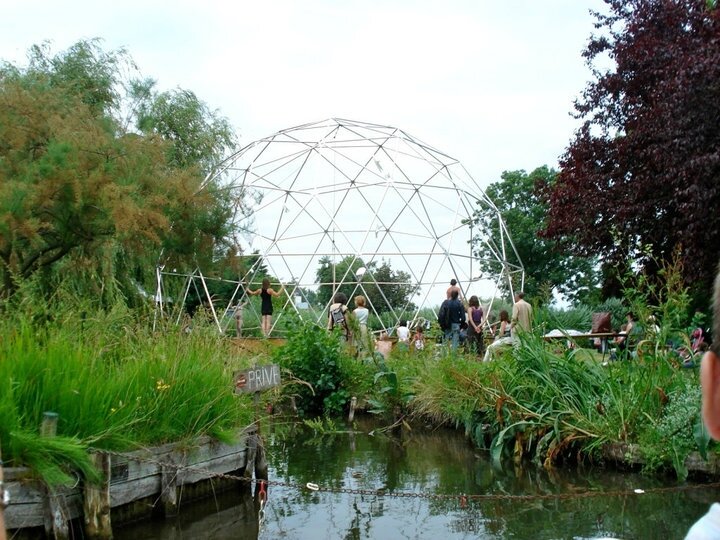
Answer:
[3,0,609,190]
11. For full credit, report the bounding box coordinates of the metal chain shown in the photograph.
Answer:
[90,446,720,503]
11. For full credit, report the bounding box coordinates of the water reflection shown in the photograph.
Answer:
[115,418,720,539]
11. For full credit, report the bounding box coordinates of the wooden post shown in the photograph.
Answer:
[0,438,7,540]
[41,412,58,438]
[83,453,112,539]
[348,396,357,422]
[254,436,268,482]
[244,433,257,485]
[160,459,179,517]
[41,412,69,540]
[44,487,69,540]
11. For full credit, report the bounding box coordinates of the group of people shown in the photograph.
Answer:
[233,277,535,364]
[194,270,720,537]
[326,292,426,356]
[437,279,533,361]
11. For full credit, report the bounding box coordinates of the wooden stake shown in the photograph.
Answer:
[40,412,58,438]
[254,437,268,482]
[0,438,7,540]
[83,453,112,539]
[44,487,69,540]
[160,460,179,517]
[41,412,69,540]
[348,396,357,422]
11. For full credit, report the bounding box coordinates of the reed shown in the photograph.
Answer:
[0,305,255,484]
[408,333,700,475]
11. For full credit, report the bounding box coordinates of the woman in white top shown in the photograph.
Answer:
[396,320,410,344]
[353,295,369,336]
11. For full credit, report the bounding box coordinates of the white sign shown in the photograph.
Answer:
[234,364,281,394]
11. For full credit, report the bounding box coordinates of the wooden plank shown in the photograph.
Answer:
[543,332,619,341]
[160,460,179,517]
[177,453,247,485]
[4,495,46,529]
[110,475,162,508]
[4,482,83,530]
[7,429,254,532]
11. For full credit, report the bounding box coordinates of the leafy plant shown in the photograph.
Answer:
[273,317,358,417]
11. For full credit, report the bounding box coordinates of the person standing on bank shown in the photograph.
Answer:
[686,264,720,538]
[444,289,466,350]
[328,292,351,342]
[466,295,485,359]
[248,278,284,337]
[483,310,513,362]
[353,295,369,341]
[446,278,462,300]
[396,320,410,350]
[511,291,533,341]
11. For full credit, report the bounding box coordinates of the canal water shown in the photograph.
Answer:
[116,418,719,539]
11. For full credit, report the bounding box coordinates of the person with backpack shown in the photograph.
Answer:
[328,292,351,341]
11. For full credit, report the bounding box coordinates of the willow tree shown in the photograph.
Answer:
[0,40,238,303]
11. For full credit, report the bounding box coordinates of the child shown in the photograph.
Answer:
[396,320,410,350]
[375,331,393,358]
[413,326,425,351]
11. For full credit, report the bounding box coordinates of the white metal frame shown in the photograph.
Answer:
[155,119,524,335]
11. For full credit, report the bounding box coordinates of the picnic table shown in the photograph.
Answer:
[543,331,620,356]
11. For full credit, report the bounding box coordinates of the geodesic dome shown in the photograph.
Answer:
[158,118,524,335]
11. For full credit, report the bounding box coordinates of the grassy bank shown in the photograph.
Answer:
[0,305,255,484]
[272,318,707,479]
[406,336,704,477]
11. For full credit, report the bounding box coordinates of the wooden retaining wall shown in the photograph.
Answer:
[4,428,264,538]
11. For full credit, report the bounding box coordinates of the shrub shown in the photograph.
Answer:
[273,317,361,416]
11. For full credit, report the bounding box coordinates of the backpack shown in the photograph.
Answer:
[331,306,346,327]
[437,302,450,330]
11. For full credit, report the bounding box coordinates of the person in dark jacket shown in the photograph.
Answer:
[440,289,466,350]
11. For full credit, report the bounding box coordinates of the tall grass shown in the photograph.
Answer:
[0,305,255,484]
[407,332,701,477]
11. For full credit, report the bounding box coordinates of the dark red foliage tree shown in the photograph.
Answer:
[542,0,720,296]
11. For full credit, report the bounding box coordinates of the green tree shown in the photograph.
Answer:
[131,80,236,175]
[364,259,416,313]
[470,167,599,304]
[0,40,239,302]
[314,255,416,312]
[315,255,364,307]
